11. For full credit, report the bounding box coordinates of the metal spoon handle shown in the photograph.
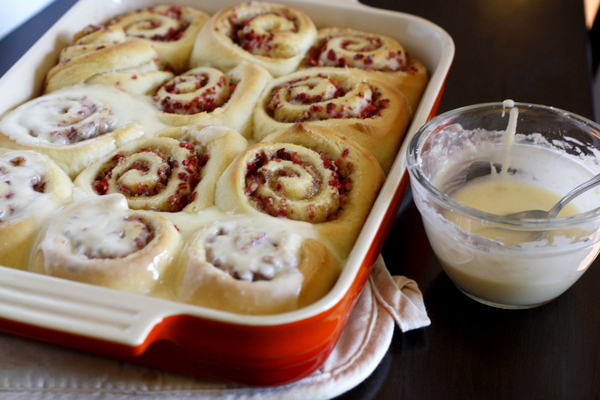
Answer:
[547,173,600,218]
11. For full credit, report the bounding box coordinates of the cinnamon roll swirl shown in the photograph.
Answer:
[174,214,340,314]
[44,25,174,95]
[74,125,247,214]
[300,27,429,111]
[252,67,412,173]
[0,149,73,270]
[150,63,271,137]
[31,194,181,294]
[0,85,165,178]
[190,1,316,77]
[107,5,210,73]
[215,123,385,257]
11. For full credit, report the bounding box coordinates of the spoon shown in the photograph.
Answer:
[505,172,600,219]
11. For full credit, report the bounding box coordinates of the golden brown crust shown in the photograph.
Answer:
[156,124,249,213]
[30,194,182,294]
[0,85,164,179]
[74,125,248,214]
[190,1,316,77]
[299,27,429,110]
[0,2,421,314]
[173,215,340,314]
[371,58,429,112]
[150,63,271,138]
[252,67,412,173]
[44,26,174,95]
[297,238,340,308]
[107,5,210,73]
[0,149,73,270]
[215,123,385,257]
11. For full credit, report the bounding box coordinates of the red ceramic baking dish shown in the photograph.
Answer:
[0,0,454,386]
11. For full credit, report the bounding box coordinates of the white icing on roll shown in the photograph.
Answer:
[202,221,303,281]
[267,74,380,122]
[34,194,181,294]
[12,96,116,145]
[60,207,153,259]
[0,85,165,147]
[0,152,54,222]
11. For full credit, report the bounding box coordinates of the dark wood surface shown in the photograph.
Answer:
[340,0,599,399]
[1,0,598,398]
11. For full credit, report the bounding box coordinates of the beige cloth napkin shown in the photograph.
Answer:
[0,255,430,400]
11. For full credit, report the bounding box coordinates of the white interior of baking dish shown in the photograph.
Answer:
[0,0,454,345]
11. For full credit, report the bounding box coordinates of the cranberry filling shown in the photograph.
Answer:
[229,12,298,55]
[267,75,390,121]
[154,75,234,115]
[135,6,189,42]
[244,148,352,221]
[302,35,408,72]
[92,142,209,212]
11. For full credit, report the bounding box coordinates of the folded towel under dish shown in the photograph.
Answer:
[0,255,430,400]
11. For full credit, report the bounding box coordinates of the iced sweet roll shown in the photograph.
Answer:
[107,5,210,73]
[190,1,316,77]
[0,85,165,178]
[215,123,385,257]
[252,67,412,173]
[31,194,181,294]
[75,125,248,214]
[300,27,429,111]
[149,63,271,137]
[44,25,174,95]
[0,149,73,270]
[174,214,340,314]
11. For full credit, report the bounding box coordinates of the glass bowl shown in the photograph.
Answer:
[406,101,600,309]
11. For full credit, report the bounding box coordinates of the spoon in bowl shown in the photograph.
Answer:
[506,172,600,220]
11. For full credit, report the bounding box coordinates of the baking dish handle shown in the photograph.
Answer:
[0,266,168,349]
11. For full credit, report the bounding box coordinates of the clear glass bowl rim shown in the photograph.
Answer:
[406,101,600,229]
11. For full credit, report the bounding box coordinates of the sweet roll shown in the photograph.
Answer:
[149,63,271,138]
[190,1,316,77]
[174,214,341,314]
[215,123,385,257]
[44,25,174,95]
[252,67,412,173]
[0,85,166,178]
[107,5,210,73]
[0,149,73,270]
[74,125,248,214]
[300,27,429,111]
[31,194,181,294]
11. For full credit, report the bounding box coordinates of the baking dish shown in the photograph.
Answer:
[0,0,454,386]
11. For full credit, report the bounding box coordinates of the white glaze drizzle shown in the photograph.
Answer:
[202,221,303,281]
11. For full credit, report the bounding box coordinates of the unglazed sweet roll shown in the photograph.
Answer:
[149,63,271,137]
[31,194,181,294]
[44,25,174,95]
[252,67,412,173]
[300,27,429,111]
[174,214,340,314]
[215,123,385,257]
[0,149,73,270]
[74,125,248,214]
[190,1,317,77]
[107,5,210,73]
[0,85,165,178]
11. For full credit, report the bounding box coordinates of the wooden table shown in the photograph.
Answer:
[1,0,597,398]
[339,0,598,399]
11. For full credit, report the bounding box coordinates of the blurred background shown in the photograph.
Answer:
[0,0,56,40]
[587,0,600,120]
